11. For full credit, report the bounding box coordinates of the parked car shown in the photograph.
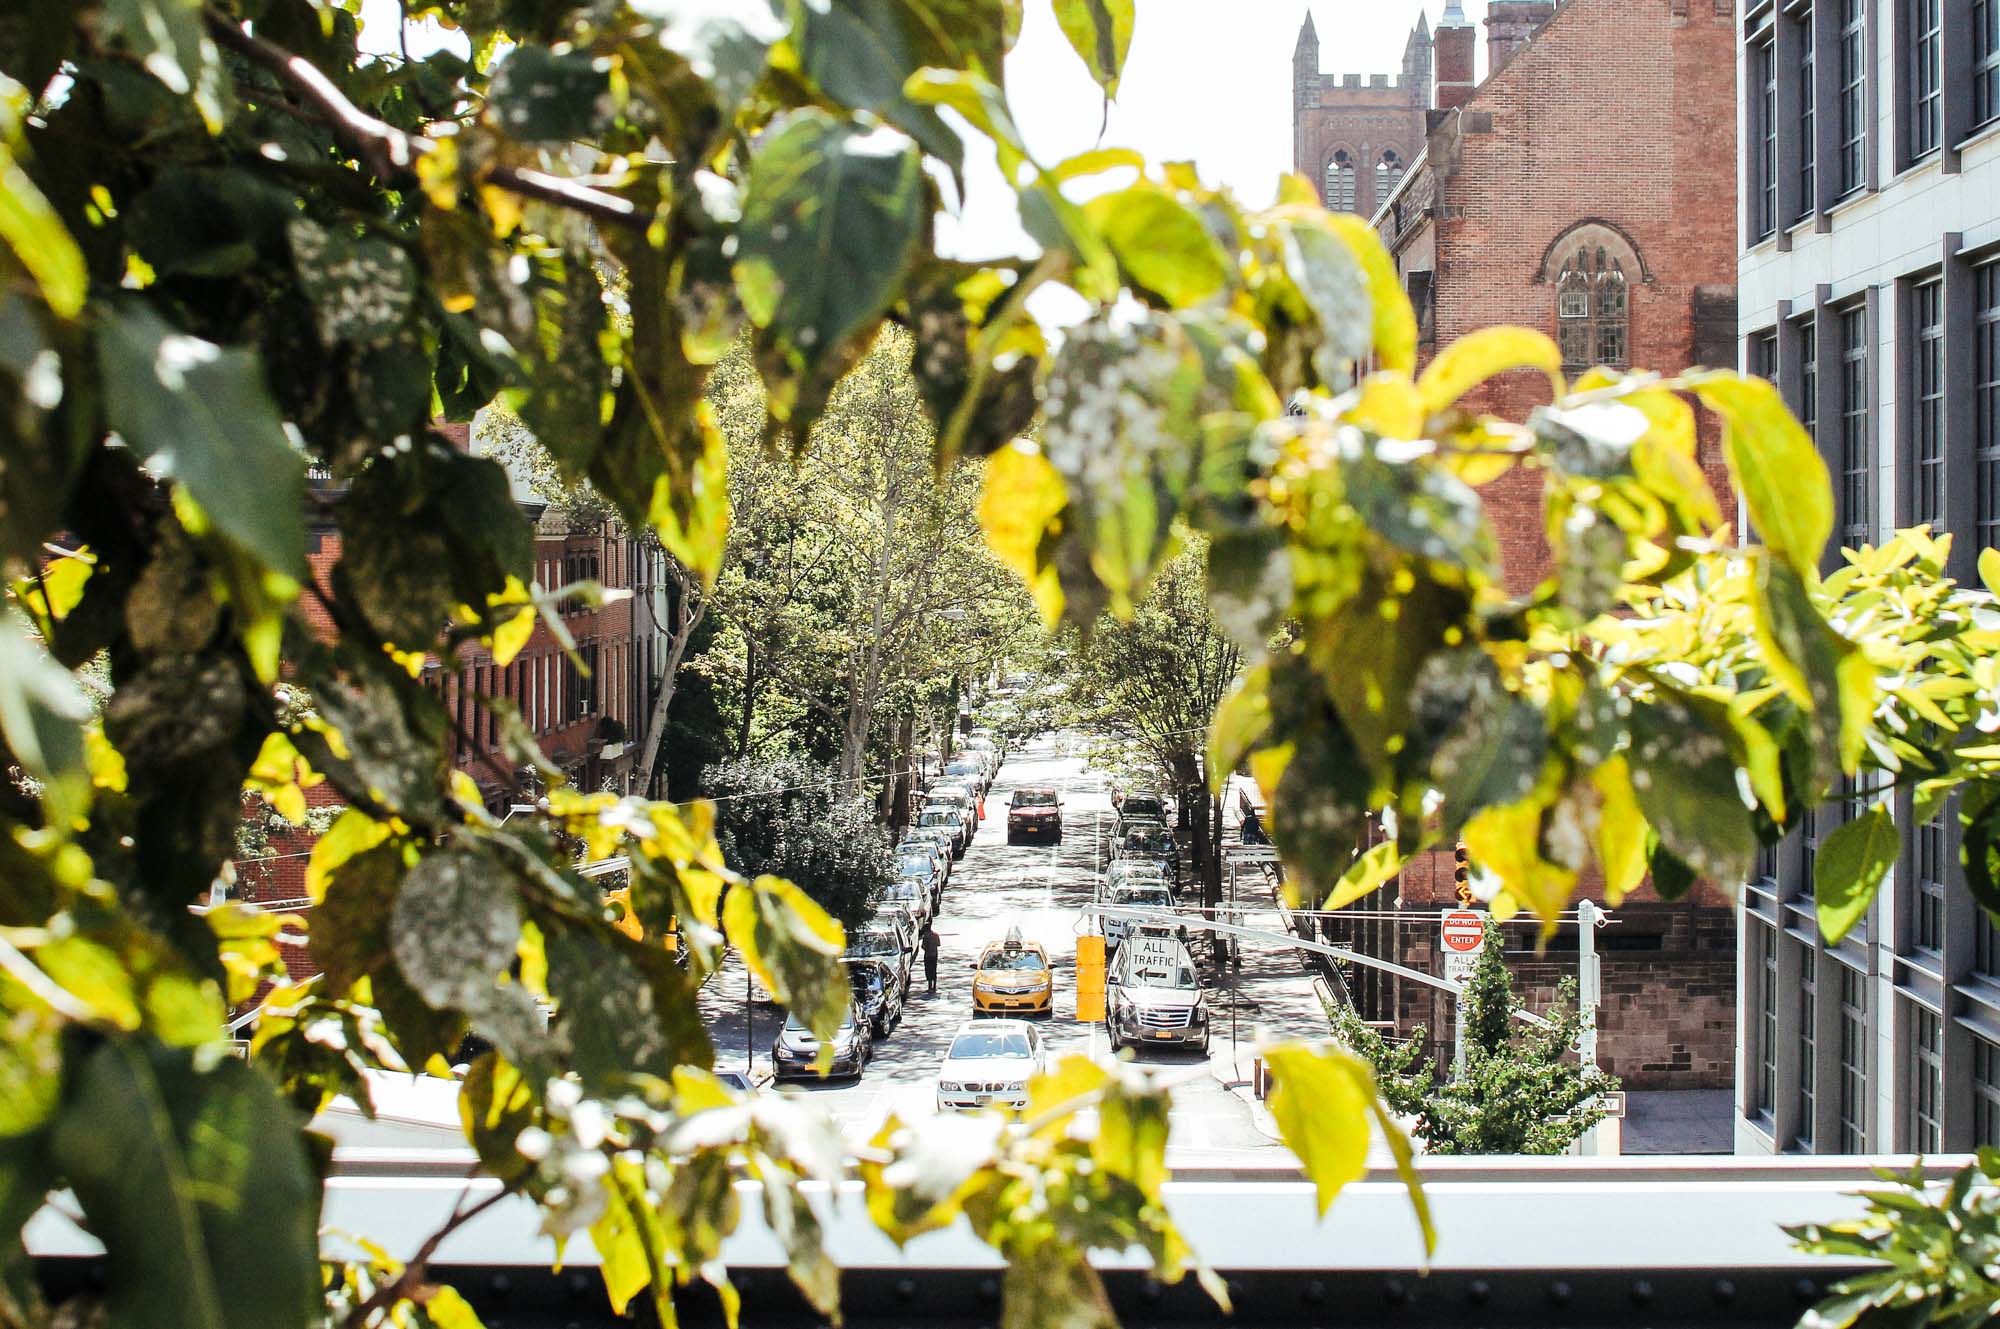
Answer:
[883,877,934,929]
[1115,824,1180,885]
[971,929,1053,1017]
[942,757,989,796]
[1115,791,1170,835]
[934,1018,1049,1112]
[894,850,944,911]
[1006,787,1063,844]
[1102,879,1176,949]
[923,784,980,843]
[902,826,957,875]
[714,1068,757,1093]
[845,957,904,1036]
[1105,858,1172,895]
[849,920,914,996]
[916,804,969,856]
[770,1001,872,1082]
[1107,930,1209,1055]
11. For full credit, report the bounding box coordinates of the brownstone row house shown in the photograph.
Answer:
[233,422,681,985]
[1295,0,1743,1092]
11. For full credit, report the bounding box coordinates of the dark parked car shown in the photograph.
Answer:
[1115,791,1169,835]
[771,1001,872,1081]
[846,957,904,1036]
[1006,787,1063,844]
[1116,824,1180,885]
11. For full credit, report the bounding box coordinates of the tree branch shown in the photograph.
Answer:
[341,1181,517,1329]
[203,11,641,228]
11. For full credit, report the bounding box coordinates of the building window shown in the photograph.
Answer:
[1757,924,1779,1118]
[1755,36,1778,236]
[1839,305,1872,549]
[1908,1006,1943,1152]
[1979,261,2000,552]
[1324,150,1355,211]
[1751,329,1779,382]
[1796,2,1818,214]
[1837,0,1867,196]
[1911,278,1945,529]
[1837,963,1869,1152]
[1976,1037,2000,1146]
[1905,0,1941,160]
[1555,245,1630,372]
[1801,803,1821,895]
[1797,945,1818,1151]
[1376,149,1404,207]
[1913,811,1947,953]
[1977,0,2000,130]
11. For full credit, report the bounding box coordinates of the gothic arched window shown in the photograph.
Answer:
[1542,223,1643,372]
[1324,150,1355,212]
[1376,149,1404,205]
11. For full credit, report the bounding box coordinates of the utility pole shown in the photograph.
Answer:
[1577,897,1602,1068]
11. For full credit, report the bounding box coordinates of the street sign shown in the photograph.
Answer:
[1441,908,1485,985]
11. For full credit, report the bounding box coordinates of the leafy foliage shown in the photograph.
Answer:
[706,753,892,928]
[0,0,1993,1324]
[1789,1152,2000,1329]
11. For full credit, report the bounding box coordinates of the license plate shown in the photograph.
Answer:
[1153,1031,1175,1039]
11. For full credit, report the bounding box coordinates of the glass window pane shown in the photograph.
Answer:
[1908,1006,1942,1152]
[1912,280,1945,530]
[1838,964,1869,1152]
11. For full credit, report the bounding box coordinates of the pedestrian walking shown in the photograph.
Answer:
[922,925,941,995]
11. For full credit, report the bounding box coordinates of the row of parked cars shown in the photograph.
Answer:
[772,731,1008,1083]
[1094,792,1212,1055]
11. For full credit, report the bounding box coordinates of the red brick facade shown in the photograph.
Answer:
[1293,11,1432,220]
[1302,0,1742,1090]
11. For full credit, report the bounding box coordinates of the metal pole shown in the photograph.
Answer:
[1578,898,1601,1068]
[746,958,753,1074]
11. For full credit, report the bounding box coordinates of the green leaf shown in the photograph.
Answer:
[0,136,85,318]
[1275,218,1373,390]
[1815,805,1898,943]
[735,109,926,444]
[98,302,307,579]
[648,0,784,115]
[0,609,91,828]
[0,974,61,1136]
[486,45,612,142]
[1262,1043,1374,1216]
[1752,555,1867,782]
[1626,691,1756,888]
[50,1038,320,1329]
[1416,327,1564,417]
[1082,184,1228,308]
[1690,370,1833,579]
[789,0,966,180]
[458,1052,538,1183]
[390,847,548,1065]
[97,0,227,131]
[721,874,848,1048]
[1980,545,2000,599]
[1001,1241,1118,1329]
[286,219,416,349]
[509,250,610,485]
[544,930,711,1087]
[1319,214,1418,375]
[1051,0,1134,98]
[1206,664,1271,789]
[1325,840,1400,911]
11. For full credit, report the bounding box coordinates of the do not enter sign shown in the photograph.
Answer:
[1440,910,1485,953]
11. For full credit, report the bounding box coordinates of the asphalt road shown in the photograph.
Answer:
[697,734,1288,1161]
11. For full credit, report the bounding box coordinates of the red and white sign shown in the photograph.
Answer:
[1440,910,1485,953]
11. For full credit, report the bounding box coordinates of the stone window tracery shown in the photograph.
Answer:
[1323,149,1355,211]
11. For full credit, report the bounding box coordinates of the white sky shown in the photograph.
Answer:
[357,0,1484,295]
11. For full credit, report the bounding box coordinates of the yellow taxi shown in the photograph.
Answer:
[972,929,1053,1017]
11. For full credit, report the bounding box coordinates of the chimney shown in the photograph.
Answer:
[1434,0,1477,109]
[1485,0,1555,75]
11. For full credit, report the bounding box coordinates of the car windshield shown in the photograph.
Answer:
[784,1010,853,1033]
[885,882,919,902]
[1123,797,1165,818]
[851,930,898,957]
[919,810,957,827]
[847,967,882,993]
[1131,963,1199,990]
[926,790,967,807]
[1124,830,1173,854]
[1117,887,1172,907]
[981,948,1046,972]
[896,858,931,877]
[946,762,982,777]
[1012,790,1057,807]
[947,1031,1034,1059]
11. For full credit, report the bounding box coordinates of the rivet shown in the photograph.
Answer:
[1548,1279,1573,1307]
[1793,1276,1820,1303]
[489,1272,513,1296]
[1630,1278,1654,1304]
[1713,1278,1737,1304]
[895,1278,918,1302]
[1302,1278,1327,1305]
[1139,1278,1164,1304]
[978,1278,1000,1302]
[1466,1278,1492,1305]
[1383,1276,1410,1305]
[568,1271,592,1296]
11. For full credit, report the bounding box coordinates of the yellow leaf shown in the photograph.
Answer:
[305,808,395,904]
[1981,545,2000,600]
[84,727,127,793]
[1312,213,1416,372]
[1416,328,1564,417]
[1462,799,1576,924]
[978,440,1068,623]
[490,604,534,667]
[1262,1043,1373,1216]
[1589,757,1647,904]
[1689,370,1832,579]
[14,549,93,626]
[0,139,88,318]
[1324,840,1400,911]
[271,782,307,825]
[1343,374,1424,439]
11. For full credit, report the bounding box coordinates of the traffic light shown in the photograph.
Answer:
[1453,842,1472,906]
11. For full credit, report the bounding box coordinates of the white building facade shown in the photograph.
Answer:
[1735,0,2000,1154]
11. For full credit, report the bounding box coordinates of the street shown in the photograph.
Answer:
[698,735,1344,1164]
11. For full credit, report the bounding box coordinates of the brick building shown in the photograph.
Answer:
[1294,0,1744,1091]
[1293,10,1432,222]
[233,423,678,985]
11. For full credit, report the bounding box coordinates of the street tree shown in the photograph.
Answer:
[4,0,1998,1326]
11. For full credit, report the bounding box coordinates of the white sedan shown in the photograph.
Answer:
[934,1019,1047,1112]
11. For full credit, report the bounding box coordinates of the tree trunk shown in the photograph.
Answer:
[886,710,914,831]
[735,636,759,759]
[637,563,706,798]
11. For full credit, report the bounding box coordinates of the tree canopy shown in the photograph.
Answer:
[2,0,1997,1326]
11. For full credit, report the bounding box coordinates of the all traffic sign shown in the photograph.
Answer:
[1440,909,1485,953]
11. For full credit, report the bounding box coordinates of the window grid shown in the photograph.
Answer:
[1757,925,1779,1117]
[1756,37,1778,236]
[1324,151,1355,211]
[1978,0,2000,129]
[1976,1037,2000,1147]
[1977,907,2000,977]
[1838,964,1869,1153]
[1906,0,1941,159]
[1912,279,1945,529]
[1909,1006,1943,1152]
[1752,330,1779,382]
[1801,803,1821,896]
[1914,811,1947,953]
[1979,262,2000,553]
[1797,946,1818,1151]
[1555,245,1631,372]
[1840,306,1871,549]
[1837,0,1867,196]
[1798,3,1818,213]
[1376,150,1404,206]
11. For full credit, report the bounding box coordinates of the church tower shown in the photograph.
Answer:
[1402,12,1432,110]
[1293,11,1320,109]
[1290,5,1427,217]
